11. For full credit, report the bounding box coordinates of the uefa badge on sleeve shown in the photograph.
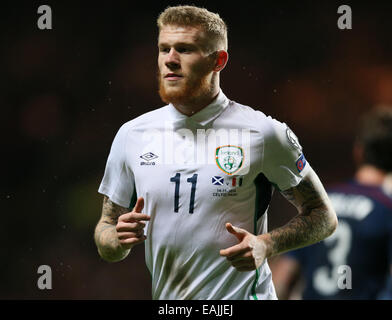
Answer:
[296,154,306,173]
[286,127,303,152]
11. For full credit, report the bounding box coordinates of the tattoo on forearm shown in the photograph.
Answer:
[101,196,128,224]
[94,196,130,261]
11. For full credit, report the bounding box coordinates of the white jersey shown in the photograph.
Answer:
[98,90,310,300]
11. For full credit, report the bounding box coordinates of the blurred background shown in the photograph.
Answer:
[1,0,392,299]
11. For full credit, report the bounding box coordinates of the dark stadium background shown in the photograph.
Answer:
[1,0,392,299]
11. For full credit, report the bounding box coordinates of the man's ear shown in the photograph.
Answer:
[213,50,229,72]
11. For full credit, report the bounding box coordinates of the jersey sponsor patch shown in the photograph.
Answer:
[215,145,244,175]
[296,154,306,172]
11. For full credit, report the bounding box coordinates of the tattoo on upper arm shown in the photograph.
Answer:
[281,175,328,215]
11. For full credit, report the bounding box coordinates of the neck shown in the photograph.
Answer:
[355,165,386,186]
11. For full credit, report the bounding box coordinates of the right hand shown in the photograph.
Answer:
[116,197,150,250]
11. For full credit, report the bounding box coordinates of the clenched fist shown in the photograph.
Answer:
[116,197,150,250]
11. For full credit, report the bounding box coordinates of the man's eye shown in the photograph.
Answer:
[160,48,170,53]
[177,47,191,53]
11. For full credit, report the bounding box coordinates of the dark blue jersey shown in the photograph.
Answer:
[287,180,392,299]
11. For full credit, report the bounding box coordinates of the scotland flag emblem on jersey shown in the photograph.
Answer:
[212,176,224,185]
[215,146,244,175]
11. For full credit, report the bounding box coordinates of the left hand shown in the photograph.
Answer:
[220,222,268,272]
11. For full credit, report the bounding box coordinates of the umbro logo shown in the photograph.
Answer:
[140,152,158,161]
[140,152,158,165]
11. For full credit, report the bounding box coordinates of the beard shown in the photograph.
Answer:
[158,69,212,106]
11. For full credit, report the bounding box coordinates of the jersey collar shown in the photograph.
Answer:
[168,90,230,127]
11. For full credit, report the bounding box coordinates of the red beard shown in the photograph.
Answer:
[158,70,211,106]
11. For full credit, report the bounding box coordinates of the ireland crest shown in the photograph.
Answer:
[215,145,244,175]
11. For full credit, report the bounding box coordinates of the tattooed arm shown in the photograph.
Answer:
[221,167,337,271]
[94,196,129,262]
[94,195,149,262]
[263,166,338,258]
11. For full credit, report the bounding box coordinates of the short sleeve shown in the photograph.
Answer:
[262,118,310,191]
[98,124,135,208]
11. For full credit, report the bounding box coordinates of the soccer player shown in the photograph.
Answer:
[94,5,337,300]
[272,108,392,300]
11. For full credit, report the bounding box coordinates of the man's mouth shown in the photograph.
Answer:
[164,73,183,80]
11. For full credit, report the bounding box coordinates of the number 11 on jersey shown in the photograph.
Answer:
[170,173,198,214]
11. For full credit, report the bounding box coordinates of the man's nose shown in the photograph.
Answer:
[165,48,180,69]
